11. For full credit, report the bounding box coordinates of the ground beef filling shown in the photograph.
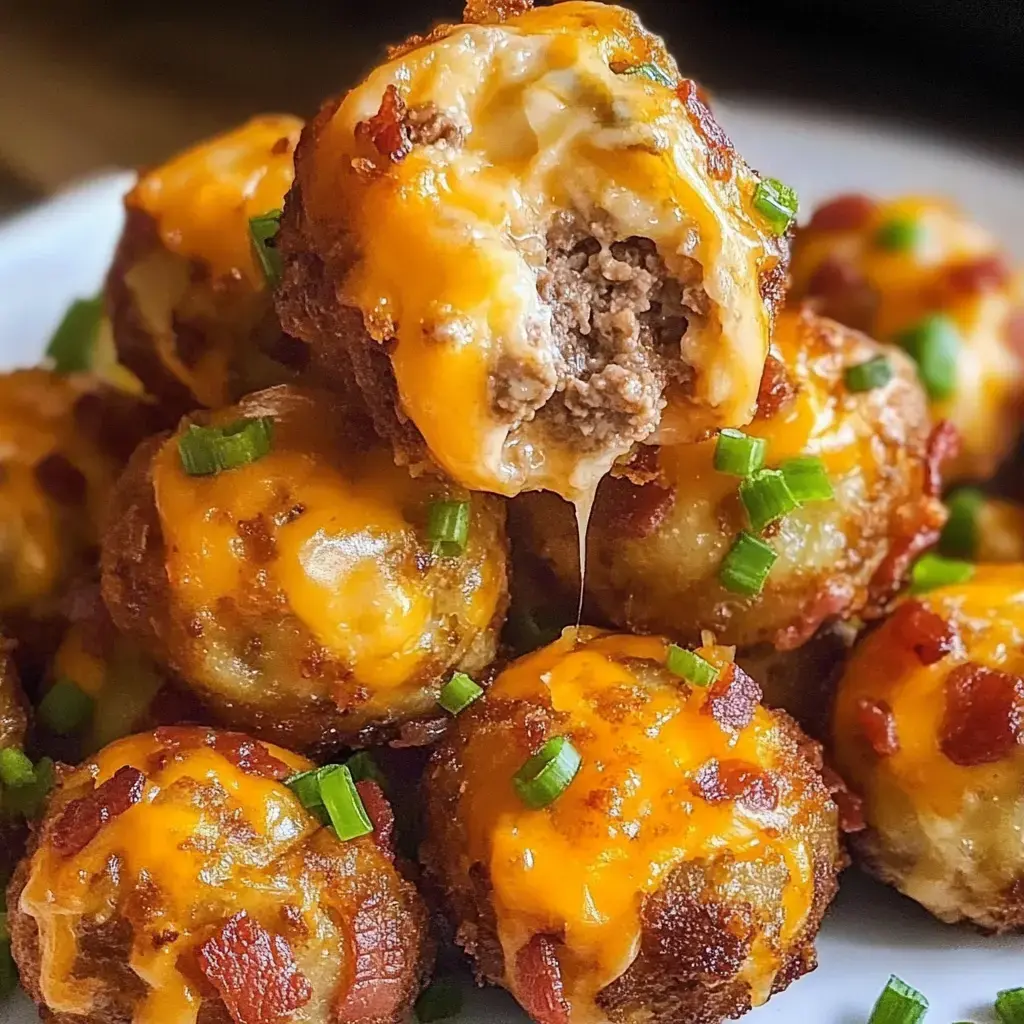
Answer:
[493,217,706,451]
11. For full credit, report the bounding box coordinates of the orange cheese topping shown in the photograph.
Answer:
[457,629,818,1019]
[304,2,781,497]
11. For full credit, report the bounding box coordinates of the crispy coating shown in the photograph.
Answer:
[106,116,309,416]
[421,629,843,1024]
[832,566,1024,930]
[791,194,1024,482]
[511,309,941,654]
[7,727,432,1024]
[276,2,787,499]
[101,385,509,753]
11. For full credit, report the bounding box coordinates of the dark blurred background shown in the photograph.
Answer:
[1,0,1022,214]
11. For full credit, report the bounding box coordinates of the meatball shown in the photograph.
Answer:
[791,194,1024,482]
[107,115,308,415]
[7,726,431,1024]
[101,385,509,752]
[512,308,943,656]
[276,0,789,499]
[832,565,1024,930]
[422,628,843,1024]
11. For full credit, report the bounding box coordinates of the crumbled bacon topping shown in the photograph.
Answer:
[152,727,291,780]
[355,85,413,163]
[693,758,779,813]
[601,477,675,539]
[940,662,1024,767]
[701,664,762,733]
[773,579,856,651]
[355,781,394,858]
[807,194,878,233]
[856,698,900,757]
[754,354,796,421]
[51,765,146,857]
[866,499,947,611]
[821,764,866,833]
[923,420,961,499]
[889,599,959,665]
[514,935,570,1024]
[945,254,1011,296]
[196,912,312,1024]
[676,80,734,182]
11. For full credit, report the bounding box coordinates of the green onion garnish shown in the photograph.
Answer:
[46,296,103,374]
[739,468,798,533]
[617,62,674,87]
[344,751,387,789]
[513,735,582,810]
[909,552,975,594]
[940,487,984,560]
[285,766,330,824]
[427,500,471,557]
[845,354,894,393]
[753,177,799,236]
[438,671,483,716]
[178,416,275,476]
[714,428,767,477]
[249,210,283,287]
[719,531,778,597]
[781,456,834,504]
[0,747,36,788]
[867,975,928,1024]
[3,757,55,819]
[996,988,1024,1023]
[38,679,94,735]
[897,314,961,401]
[666,644,719,688]
[415,978,464,1022]
[875,216,923,252]
[318,764,374,841]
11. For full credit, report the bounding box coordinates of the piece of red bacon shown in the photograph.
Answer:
[514,935,570,1024]
[50,765,146,857]
[940,662,1024,767]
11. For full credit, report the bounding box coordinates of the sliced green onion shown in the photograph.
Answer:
[3,757,55,819]
[714,428,767,477]
[344,751,388,789]
[753,177,799,236]
[867,975,928,1024]
[897,314,961,401]
[616,62,674,87]
[719,531,777,597]
[909,552,975,594]
[875,216,923,252]
[178,416,275,476]
[0,747,35,788]
[318,764,373,841]
[666,644,719,688]
[940,487,984,560]
[38,679,94,735]
[996,987,1024,1023]
[285,766,330,822]
[46,296,103,373]
[415,978,464,1022]
[739,468,798,533]
[844,354,894,393]
[438,671,483,716]
[249,210,283,287]
[514,735,582,810]
[781,456,834,504]
[427,500,471,557]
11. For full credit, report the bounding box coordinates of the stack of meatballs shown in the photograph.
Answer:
[3,2,1024,1023]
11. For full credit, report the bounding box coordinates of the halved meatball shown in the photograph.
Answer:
[101,385,509,752]
[7,726,431,1024]
[107,115,308,415]
[791,194,1024,482]
[511,308,943,658]
[422,628,844,1024]
[276,0,788,498]
[832,565,1024,930]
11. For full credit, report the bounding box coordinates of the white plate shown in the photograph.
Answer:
[3,102,1024,1024]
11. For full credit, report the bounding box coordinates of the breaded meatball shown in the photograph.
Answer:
[276,0,789,499]
[512,309,943,656]
[107,115,308,415]
[101,385,509,752]
[791,194,1024,482]
[832,565,1024,930]
[7,727,431,1024]
[422,628,843,1024]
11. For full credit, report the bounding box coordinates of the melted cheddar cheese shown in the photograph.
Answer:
[303,2,783,498]
[453,629,822,1021]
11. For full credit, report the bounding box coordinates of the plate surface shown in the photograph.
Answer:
[2,102,1024,1023]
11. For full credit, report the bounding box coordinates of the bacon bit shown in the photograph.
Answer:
[821,764,866,833]
[355,85,412,163]
[676,79,734,181]
[940,662,1024,767]
[754,354,797,421]
[889,599,959,665]
[924,420,961,498]
[355,781,394,858]
[514,935,570,1024]
[808,194,878,233]
[773,579,855,651]
[702,663,762,733]
[601,477,675,540]
[213,734,292,780]
[693,758,779,812]
[866,498,946,612]
[51,766,146,857]
[945,254,1011,296]
[463,0,532,22]
[197,911,312,1024]
[34,453,87,506]
[856,698,900,756]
